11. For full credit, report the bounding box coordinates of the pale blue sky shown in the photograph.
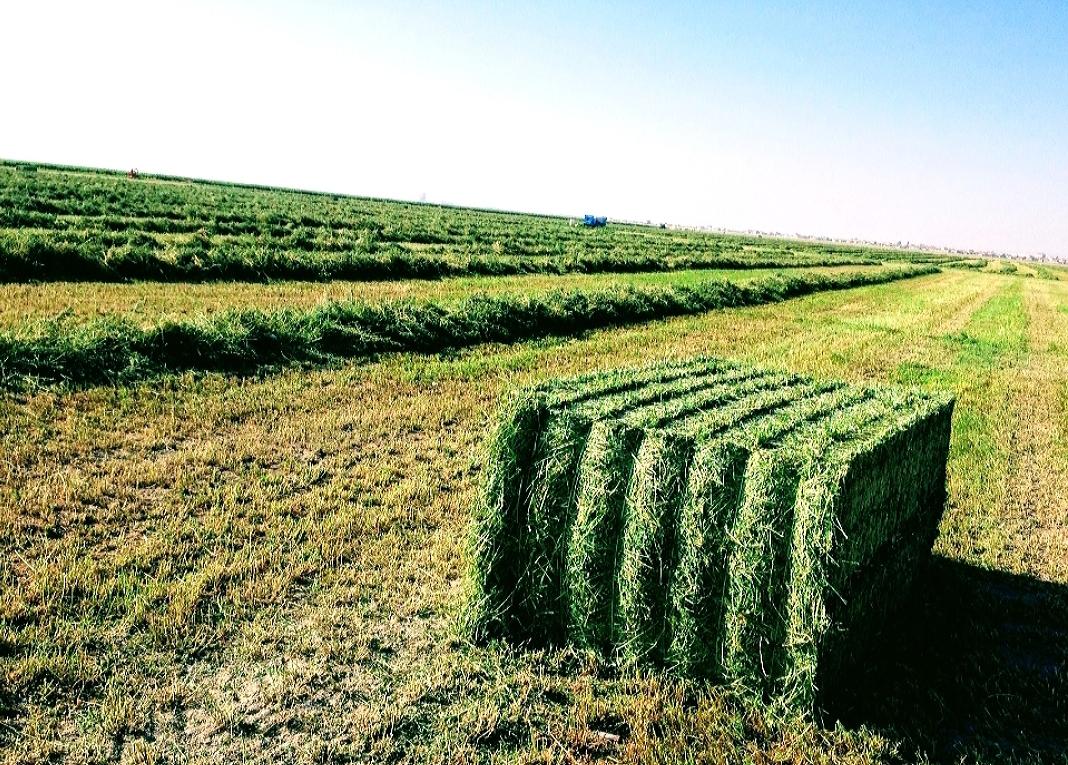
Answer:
[2,1,1066,255]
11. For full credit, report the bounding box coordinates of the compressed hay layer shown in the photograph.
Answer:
[466,356,954,715]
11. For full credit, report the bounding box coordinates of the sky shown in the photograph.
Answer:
[2,1,1066,256]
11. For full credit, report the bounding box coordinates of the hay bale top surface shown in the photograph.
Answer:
[523,356,951,456]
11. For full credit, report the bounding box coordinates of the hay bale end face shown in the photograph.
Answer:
[465,357,954,714]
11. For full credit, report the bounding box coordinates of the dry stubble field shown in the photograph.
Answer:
[2,268,1068,764]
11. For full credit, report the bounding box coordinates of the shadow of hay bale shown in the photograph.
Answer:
[826,555,1068,761]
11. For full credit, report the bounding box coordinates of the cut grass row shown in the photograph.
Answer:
[0,264,891,328]
[0,265,936,389]
[0,227,883,284]
[2,271,1066,763]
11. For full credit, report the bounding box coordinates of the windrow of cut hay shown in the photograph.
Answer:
[0,228,882,284]
[465,357,954,715]
[0,266,936,389]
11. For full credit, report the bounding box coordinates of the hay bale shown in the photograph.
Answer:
[465,356,954,715]
[569,364,763,422]
[722,449,800,698]
[545,357,732,408]
[778,392,954,710]
[513,409,592,645]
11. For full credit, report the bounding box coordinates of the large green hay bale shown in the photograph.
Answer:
[544,357,732,407]
[511,409,593,645]
[616,373,802,430]
[776,392,954,711]
[680,379,833,440]
[465,355,955,716]
[663,386,879,682]
[568,364,764,421]
[800,401,951,698]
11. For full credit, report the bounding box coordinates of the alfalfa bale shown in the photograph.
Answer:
[569,363,762,423]
[722,449,800,699]
[667,440,749,679]
[562,368,777,656]
[545,356,733,409]
[512,408,593,645]
[664,384,872,681]
[776,391,954,711]
[465,355,955,717]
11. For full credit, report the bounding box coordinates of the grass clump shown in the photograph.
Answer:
[466,356,954,716]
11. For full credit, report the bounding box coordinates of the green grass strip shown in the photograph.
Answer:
[0,266,937,389]
[0,227,882,284]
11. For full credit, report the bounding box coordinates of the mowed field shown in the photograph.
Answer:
[2,164,1068,764]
